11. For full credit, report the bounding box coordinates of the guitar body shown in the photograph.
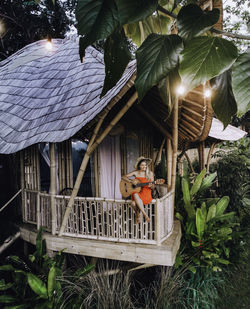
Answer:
[120,178,165,198]
[120,179,141,198]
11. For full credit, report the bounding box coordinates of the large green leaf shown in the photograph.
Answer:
[77,0,119,59]
[135,34,183,101]
[210,70,237,127]
[157,68,181,117]
[207,204,216,222]
[177,4,220,41]
[179,37,238,91]
[47,266,56,299]
[196,208,206,240]
[232,52,250,117]
[27,273,48,299]
[76,0,104,34]
[199,172,217,193]
[182,177,195,218]
[101,28,131,97]
[116,0,158,25]
[216,196,230,216]
[124,14,172,47]
[190,168,206,197]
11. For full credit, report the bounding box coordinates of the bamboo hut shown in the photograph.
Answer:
[0,0,246,267]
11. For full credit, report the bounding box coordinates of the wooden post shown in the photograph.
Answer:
[167,138,172,191]
[20,151,26,221]
[36,146,41,190]
[58,92,138,236]
[198,141,205,171]
[155,199,161,246]
[37,192,41,230]
[206,142,217,172]
[49,143,57,235]
[170,95,179,193]
[184,151,195,175]
[154,138,166,166]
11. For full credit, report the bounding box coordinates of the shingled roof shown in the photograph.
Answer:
[0,38,136,154]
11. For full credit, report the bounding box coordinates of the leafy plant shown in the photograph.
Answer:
[75,0,250,126]
[175,169,237,272]
[0,228,94,309]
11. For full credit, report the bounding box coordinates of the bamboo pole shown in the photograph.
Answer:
[170,95,179,193]
[20,151,25,220]
[69,140,73,188]
[206,142,217,172]
[58,92,138,236]
[49,143,57,235]
[154,138,166,166]
[36,146,41,190]
[36,192,40,230]
[0,232,21,255]
[167,138,172,190]
[0,189,22,213]
[198,141,205,171]
[136,105,172,140]
[184,152,195,175]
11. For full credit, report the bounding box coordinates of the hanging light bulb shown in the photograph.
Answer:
[204,89,212,98]
[176,84,186,96]
[45,41,52,50]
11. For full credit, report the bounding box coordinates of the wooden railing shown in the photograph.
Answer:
[23,188,174,245]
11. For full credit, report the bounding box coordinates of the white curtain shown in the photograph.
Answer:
[38,143,59,193]
[99,135,122,199]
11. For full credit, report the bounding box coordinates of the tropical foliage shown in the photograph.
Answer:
[75,0,250,127]
[175,169,237,272]
[0,228,94,309]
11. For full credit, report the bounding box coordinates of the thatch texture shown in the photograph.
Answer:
[0,38,136,154]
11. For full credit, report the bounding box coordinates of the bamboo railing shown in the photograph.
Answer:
[23,187,174,245]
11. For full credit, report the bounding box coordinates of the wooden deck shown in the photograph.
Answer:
[19,220,181,266]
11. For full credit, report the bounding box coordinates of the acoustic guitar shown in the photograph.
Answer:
[120,178,165,198]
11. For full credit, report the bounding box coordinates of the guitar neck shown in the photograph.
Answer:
[136,181,155,188]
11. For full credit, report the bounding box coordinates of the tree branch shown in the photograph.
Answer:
[210,28,250,40]
[157,5,250,41]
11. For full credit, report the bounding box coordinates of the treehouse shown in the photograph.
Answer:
[0,27,246,266]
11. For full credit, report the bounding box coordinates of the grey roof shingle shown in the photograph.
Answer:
[0,38,136,154]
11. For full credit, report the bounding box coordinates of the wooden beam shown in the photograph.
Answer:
[0,232,21,255]
[136,105,172,140]
[49,143,57,235]
[20,220,182,266]
[58,92,138,236]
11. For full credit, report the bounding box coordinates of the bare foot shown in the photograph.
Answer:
[145,216,150,223]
